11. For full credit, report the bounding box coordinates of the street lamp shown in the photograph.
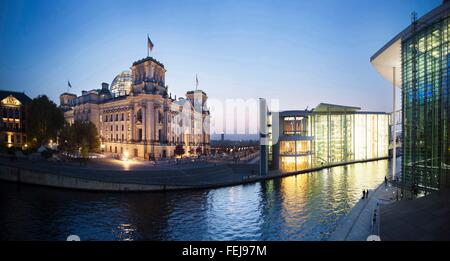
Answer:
[122,151,130,161]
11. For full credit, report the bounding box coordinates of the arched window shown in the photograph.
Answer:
[136,108,142,122]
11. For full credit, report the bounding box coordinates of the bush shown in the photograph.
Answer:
[22,148,32,155]
[41,149,53,159]
[7,146,15,155]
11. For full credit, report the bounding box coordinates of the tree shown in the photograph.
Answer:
[58,121,100,153]
[174,144,185,158]
[26,95,64,147]
[80,138,89,158]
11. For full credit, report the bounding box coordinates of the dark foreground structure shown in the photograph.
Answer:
[372,1,450,194]
[380,190,450,240]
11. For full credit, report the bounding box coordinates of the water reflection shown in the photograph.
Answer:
[0,159,395,241]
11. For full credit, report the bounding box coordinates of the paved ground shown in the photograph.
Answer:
[380,189,450,241]
[329,181,398,241]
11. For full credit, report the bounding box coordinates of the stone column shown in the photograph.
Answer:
[130,106,135,141]
[147,101,154,142]
[148,101,155,159]
[142,104,147,142]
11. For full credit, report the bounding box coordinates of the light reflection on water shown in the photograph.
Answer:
[0,159,394,241]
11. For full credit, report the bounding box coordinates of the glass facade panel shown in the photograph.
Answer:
[283,117,295,135]
[280,141,296,155]
[283,116,308,135]
[296,140,310,154]
[354,114,367,160]
[278,112,389,173]
[401,16,449,192]
[281,156,296,172]
[314,114,329,166]
[295,117,308,135]
[110,71,132,97]
[296,156,311,171]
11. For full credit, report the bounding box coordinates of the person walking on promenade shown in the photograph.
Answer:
[362,190,366,199]
[366,189,369,198]
[384,176,388,186]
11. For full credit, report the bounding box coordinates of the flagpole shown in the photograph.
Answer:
[147,34,149,57]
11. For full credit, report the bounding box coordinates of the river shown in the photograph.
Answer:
[0,159,394,241]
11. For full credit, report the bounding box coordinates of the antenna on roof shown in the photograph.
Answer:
[195,74,199,90]
[411,11,417,25]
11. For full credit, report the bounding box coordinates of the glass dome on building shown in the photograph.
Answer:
[110,71,132,97]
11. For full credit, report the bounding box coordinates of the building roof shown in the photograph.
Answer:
[370,1,450,87]
[132,56,165,68]
[98,87,112,96]
[60,92,77,97]
[187,90,207,96]
[314,103,361,112]
[0,90,32,104]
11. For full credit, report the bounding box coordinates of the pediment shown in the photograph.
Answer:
[1,95,21,106]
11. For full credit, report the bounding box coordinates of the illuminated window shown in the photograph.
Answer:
[281,156,296,172]
[280,141,295,155]
[296,156,310,171]
[283,117,295,135]
[296,141,310,154]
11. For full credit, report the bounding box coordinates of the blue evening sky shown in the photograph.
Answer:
[0,0,442,114]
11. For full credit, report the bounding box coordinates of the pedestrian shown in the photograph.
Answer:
[366,189,369,198]
[362,190,366,199]
[384,176,388,186]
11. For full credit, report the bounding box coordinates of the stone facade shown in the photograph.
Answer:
[0,90,32,148]
[60,56,210,160]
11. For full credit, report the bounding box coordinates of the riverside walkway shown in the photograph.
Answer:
[329,181,398,241]
[380,189,450,240]
[0,154,387,192]
[0,156,259,189]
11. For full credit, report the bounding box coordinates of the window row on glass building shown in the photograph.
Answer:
[261,103,390,173]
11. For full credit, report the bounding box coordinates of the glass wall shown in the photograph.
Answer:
[279,140,312,172]
[354,114,367,160]
[312,113,388,168]
[401,16,449,191]
[282,116,309,135]
[279,112,389,173]
[280,141,296,155]
[296,140,310,154]
[281,156,296,172]
[314,114,328,165]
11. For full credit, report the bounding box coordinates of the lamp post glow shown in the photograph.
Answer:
[122,151,130,161]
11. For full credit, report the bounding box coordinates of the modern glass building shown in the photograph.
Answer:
[261,103,389,173]
[371,1,450,192]
[110,71,132,97]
